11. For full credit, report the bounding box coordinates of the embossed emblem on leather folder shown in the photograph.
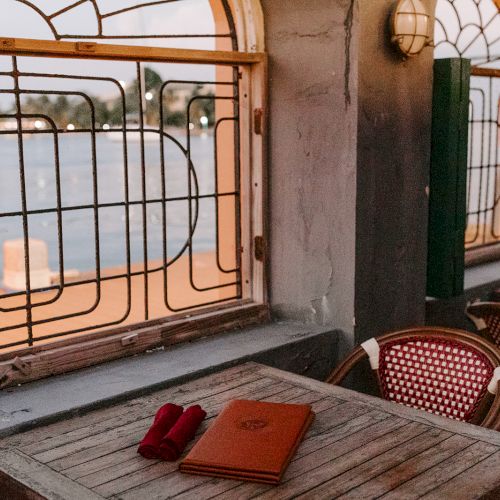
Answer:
[238,418,268,430]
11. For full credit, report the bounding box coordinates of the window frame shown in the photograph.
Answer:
[0,36,268,388]
[433,0,500,267]
[464,66,500,267]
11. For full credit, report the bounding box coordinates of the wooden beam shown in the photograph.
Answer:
[465,242,500,267]
[0,37,264,66]
[0,300,257,361]
[471,67,500,79]
[0,302,270,389]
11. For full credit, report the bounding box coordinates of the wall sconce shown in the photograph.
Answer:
[390,0,431,57]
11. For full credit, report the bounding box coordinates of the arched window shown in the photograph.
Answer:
[1,1,237,49]
[0,0,266,376]
[434,0,499,66]
[434,1,499,258]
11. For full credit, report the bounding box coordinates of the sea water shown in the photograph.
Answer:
[0,132,220,281]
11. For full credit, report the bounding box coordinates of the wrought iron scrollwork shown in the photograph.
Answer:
[434,0,499,67]
[434,1,499,251]
[12,0,237,49]
[0,1,243,349]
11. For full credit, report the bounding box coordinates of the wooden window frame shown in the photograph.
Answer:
[0,37,269,388]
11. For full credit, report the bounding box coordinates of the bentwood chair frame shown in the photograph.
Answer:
[327,327,500,430]
[466,302,500,348]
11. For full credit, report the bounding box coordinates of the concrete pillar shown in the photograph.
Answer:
[261,0,359,357]
[3,238,51,291]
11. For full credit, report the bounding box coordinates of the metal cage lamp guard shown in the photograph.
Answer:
[391,0,432,57]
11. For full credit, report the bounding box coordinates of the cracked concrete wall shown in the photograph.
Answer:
[261,0,358,351]
[355,0,437,343]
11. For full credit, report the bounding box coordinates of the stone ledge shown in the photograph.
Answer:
[426,260,500,330]
[464,259,500,297]
[0,322,339,437]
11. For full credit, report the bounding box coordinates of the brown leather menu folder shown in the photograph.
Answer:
[179,399,314,485]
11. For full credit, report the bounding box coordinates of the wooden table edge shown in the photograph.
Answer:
[0,448,104,499]
[249,363,500,446]
[0,361,499,500]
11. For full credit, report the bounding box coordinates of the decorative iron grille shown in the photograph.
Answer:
[466,68,500,248]
[434,0,500,251]
[0,1,246,351]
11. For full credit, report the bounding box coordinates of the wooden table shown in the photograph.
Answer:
[1,362,500,499]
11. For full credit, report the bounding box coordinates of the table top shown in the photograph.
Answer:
[1,362,500,499]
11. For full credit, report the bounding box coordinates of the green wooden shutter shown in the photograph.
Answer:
[427,58,470,299]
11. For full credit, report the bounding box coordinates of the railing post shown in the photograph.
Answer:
[427,58,470,299]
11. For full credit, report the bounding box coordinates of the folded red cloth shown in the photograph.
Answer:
[159,404,207,461]
[138,403,184,459]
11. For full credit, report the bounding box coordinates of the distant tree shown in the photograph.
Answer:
[166,111,186,128]
[54,95,71,125]
[7,66,216,131]
[188,85,215,128]
[16,94,110,129]
[107,103,125,126]
[67,97,110,128]
[22,94,51,115]
[145,67,162,91]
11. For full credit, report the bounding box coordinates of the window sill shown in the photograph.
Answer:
[426,260,500,330]
[464,259,500,295]
[0,302,269,388]
[0,321,339,438]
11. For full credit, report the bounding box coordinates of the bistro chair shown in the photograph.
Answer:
[466,302,500,348]
[327,327,500,430]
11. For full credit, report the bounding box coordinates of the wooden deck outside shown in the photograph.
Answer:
[0,252,236,352]
[1,362,500,499]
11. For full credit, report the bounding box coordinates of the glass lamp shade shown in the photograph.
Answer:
[391,0,430,56]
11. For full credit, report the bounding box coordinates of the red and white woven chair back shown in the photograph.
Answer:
[378,337,494,422]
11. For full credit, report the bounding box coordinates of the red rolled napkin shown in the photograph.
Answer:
[138,403,184,459]
[159,404,207,461]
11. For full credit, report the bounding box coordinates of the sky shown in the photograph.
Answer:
[0,0,497,107]
[0,1,498,55]
[0,0,220,106]
[0,0,217,46]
